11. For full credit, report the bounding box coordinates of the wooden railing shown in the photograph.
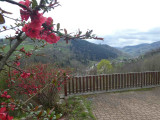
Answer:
[64,71,160,96]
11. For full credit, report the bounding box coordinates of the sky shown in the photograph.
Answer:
[1,0,160,47]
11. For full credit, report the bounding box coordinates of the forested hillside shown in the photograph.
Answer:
[119,41,160,57]
[24,39,124,65]
[113,47,160,73]
[70,39,124,61]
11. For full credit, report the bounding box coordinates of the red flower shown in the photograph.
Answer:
[19,0,30,21]
[14,61,20,66]
[0,107,6,120]
[30,11,46,28]
[1,91,11,99]
[1,102,6,105]
[9,104,15,111]
[20,47,25,52]
[46,17,53,24]
[13,70,19,75]
[43,33,60,44]
[20,72,31,79]
[0,107,13,120]
[19,2,60,44]
[20,10,30,21]
[26,52,32,57]
[57,87,61,91]
[19,0,30,9]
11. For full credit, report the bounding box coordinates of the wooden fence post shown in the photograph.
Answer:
[64,76,67,96]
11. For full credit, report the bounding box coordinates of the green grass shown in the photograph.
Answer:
[59,96,96,120]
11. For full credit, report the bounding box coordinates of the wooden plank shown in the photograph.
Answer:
[109,75,112,90]
[100,75,102,90]
[83,77,85,92]
[154,72,156,85]
[112,74,115,89]
[133,73,136,87]
[150,72,152,85]
[136,73,138,87]
[76,77,78,93]
[116,74,118,89]
[79,77,81,93]
[96,76,99,91]
[89,76,92,91]
[68,77,71,94]
[140,72,143,87]
[138,73,141,87]
[86,76,88,92]
[156,72,158,85]
[127,73,130,88]
[106,75,108,91]
[118,74,121,89]
[151,72,155,85]
[121,74,124,89]
[64,77,67,96]
[146,72,148,86]
[143,72,146,86]
[130,73,132,88]
[149,72,151,85]
[158,72,160,84]
[72,77,74,93]
[93,76,95,91]
[124,74,126,88]
[103,75,105,90]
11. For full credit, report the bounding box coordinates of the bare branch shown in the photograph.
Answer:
[3,0,32,12]
[3,14,21,21]
[0,34,27,72]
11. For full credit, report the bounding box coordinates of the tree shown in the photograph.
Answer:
[0,0,103,119]
[97,59,113,74]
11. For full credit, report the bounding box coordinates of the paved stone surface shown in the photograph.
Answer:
[87,87,160,120]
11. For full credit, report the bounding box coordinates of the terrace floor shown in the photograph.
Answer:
[87,87,160,120]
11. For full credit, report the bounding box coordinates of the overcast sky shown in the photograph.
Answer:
[1,0,160,47]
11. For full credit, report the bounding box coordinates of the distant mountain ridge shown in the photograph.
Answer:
[70,39,125,61]
[118,41,160,57]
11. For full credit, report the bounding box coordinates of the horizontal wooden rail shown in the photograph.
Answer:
[64,71,160,96]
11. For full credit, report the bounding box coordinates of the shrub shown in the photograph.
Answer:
[7,63,71,108]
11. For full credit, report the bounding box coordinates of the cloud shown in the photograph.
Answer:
[87,27,160,48]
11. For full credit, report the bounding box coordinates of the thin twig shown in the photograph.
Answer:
[0,26,18,33]
[23,83,52,105]
[3,14,21,21]
[6,63,23,73]
[4,0,32,12]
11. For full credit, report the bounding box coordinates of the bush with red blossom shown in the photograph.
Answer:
[7,63,71,108]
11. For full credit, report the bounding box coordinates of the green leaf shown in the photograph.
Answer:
[47,108,50,115]
[29,103,33,109]
[57,31,63,37]
[27,106,31,111]
[56,114,62,119]
[49,112,55,119]
[0,14,5,24]
[32,0,38,9]
[57,23,60,31]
